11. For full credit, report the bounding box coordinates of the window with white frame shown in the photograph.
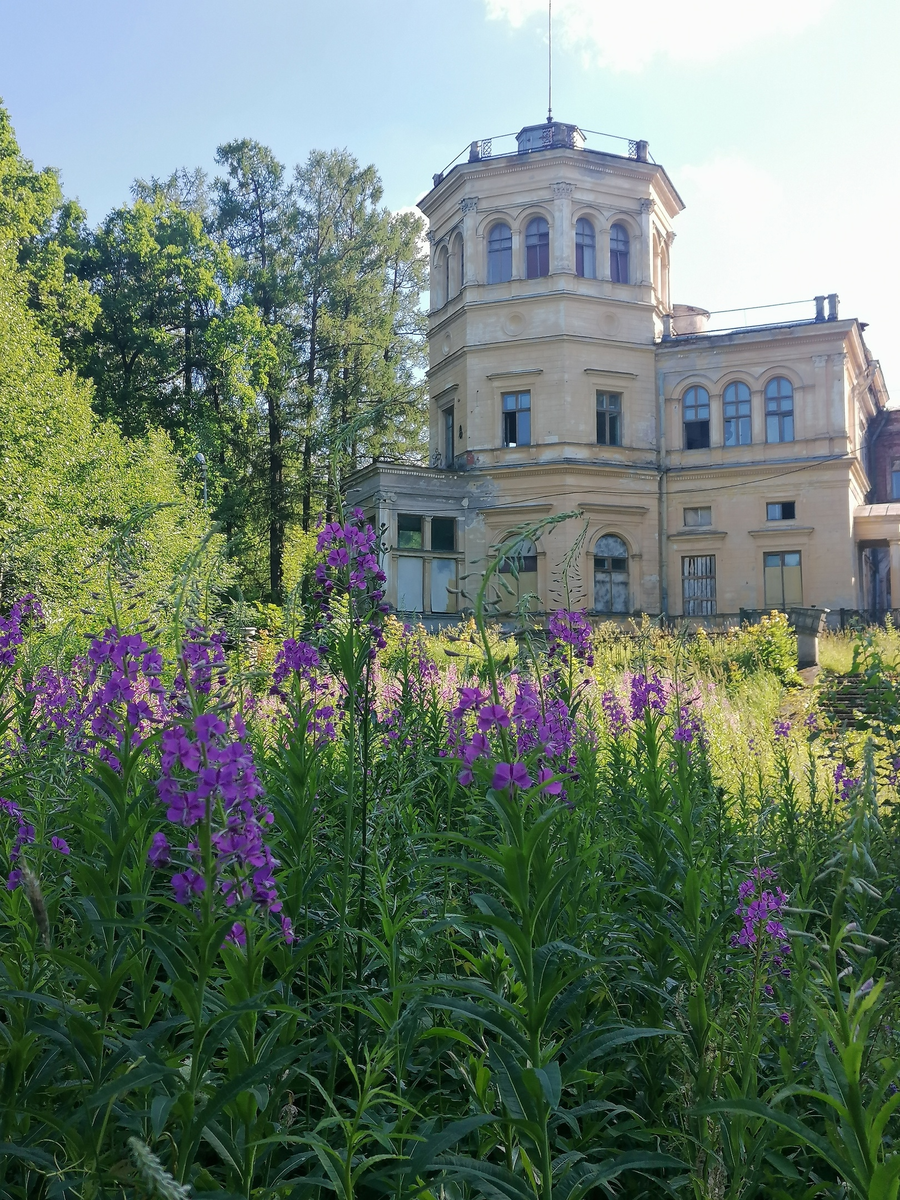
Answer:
[575,217,596,278]
[723,381,752,446]
[765,377,795,443]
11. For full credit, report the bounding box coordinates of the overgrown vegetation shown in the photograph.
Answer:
[2,522,900,1199]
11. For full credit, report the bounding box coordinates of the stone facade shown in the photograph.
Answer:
[347,120,896,622]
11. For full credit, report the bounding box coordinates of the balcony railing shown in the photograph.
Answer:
[432,126,653,184]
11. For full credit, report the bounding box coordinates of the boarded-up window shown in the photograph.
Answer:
[431,558,457,613]
[682,555,716,616]
[594,535,629,613]
[497,538,539,614]
[764,551,802,609]
[397,556,424,612]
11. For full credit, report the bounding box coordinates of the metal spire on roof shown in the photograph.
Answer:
[547,0,553,123]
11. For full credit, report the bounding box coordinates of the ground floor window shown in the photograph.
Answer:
[763,551,802,609]
[594,535,629,612]
[430,558,457,613]
[397,556,423,611]
[497,538,539,613]
[682,555,716,616]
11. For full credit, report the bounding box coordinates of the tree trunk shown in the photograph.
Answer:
[267,386,284,600]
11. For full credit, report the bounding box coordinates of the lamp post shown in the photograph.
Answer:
[195,452,208,506]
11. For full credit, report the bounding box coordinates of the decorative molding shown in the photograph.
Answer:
[425,230,435,244]
[668,529,728,542]
[747,526,815,538]
[640,198,655,214]
[665,230,676,245]
[578,502,649,515]
[812,354,828,367]
[584,368,638,378]
[485,368,543,379]
[431,383,459,402]
[552,182,575,198]
[459,197,478,214]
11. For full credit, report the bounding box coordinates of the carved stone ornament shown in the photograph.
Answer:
[665,230,676,246]
[425,229,435,244]
[552,182,575,198]
[459,197,478,214]
[812,355,828,368]
[640,198,655,214]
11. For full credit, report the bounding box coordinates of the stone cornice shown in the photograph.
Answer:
[667,528,728,541]
[747,526,815,538]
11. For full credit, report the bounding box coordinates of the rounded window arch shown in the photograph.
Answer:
[765,376,794,443]
[525,216,550,278]
[594,534,629,613]
[451,232,464,295]
[683,384,711,450]
[723,380,752,446]
[434,245,449,307]
[487,222,512,284]
[575,217,596,278]
[610,223,630,283]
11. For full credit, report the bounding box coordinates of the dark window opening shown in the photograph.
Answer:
[431,517,456,552]
[596,392,621,445]
[502,390,531,447]
[443,408,454,468]
[766,501,796,521]
[683,385,710,450]
[397,514,423,550]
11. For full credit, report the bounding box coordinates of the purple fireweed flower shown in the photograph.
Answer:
[172,869,206,904]
[537,767,563,796]
[628,673,670,721]
[731,867,792,999]
[148,832,171,868]
[314,513,387,650]
[492,762,533,792]
[226,921,247,947]
[774,720,792,739]
[50,837,70,856]
[834,763,860,803]
[2,797,36,890]
[779,1012,791,1025]
[0,594,43,668]
[477,704,511,732]
[172,626,228,698]
[601,691,630,736]
[547,609,594,665]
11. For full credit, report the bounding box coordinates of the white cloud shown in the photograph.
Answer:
[485,0,839,71]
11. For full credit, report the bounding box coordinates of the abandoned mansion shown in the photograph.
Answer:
[348,119,899,621]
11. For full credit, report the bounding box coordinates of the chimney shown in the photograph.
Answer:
[827,293,839,321]
[635,140,649,162]
[468,141,481,162]
[815,295,826,322]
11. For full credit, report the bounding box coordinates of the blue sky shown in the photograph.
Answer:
[1,0,898,381]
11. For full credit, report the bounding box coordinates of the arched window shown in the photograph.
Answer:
[452,233,464,294]
[575,217,595,278]
[525,216,550,279]
[594,535,629,612]
[683,385,711,450]
[497,537,539,613]
[610,223,630,283]
[434,246,448,307]
[723,381,752,446]
[765,377,794,443]
[487,222,512,284]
